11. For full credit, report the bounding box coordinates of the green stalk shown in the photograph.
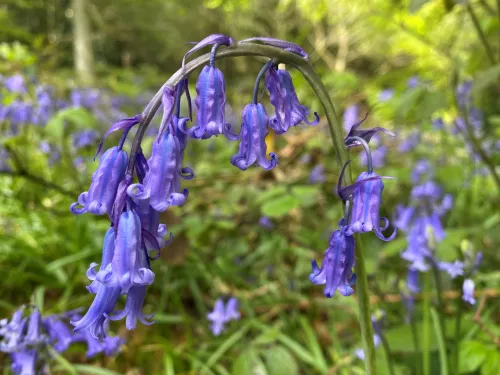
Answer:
[466,3,496,65]
[453,298,463,375]
[379,332,396,375]
[431,307,449,375]
[410,318,422,375]
[423,272,431,375]
[126,41,375,374]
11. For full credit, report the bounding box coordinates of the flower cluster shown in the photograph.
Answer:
[207,298,240,336]
[0,306,122,375]
[69,35,321,335]
[310,116,396,297]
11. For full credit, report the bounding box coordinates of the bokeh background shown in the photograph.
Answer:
[1,0,499,374]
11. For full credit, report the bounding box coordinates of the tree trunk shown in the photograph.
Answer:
[72,0,95,85]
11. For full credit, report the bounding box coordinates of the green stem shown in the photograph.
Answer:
[353,235,377,375]
[453,298,463,375]
[410,318,422,375]
[431,307,449,375]
[453,91,500,193]
[379,332,396,375]
[423,273,431,375]
[466,3,496,65]
[497,0,500,61]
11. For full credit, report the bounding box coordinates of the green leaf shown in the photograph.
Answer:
[263,346,298,375]
[458,340,487,373]
[291,185,319,208]
[232,347,268,375]
[256,186,288,204]
[473,64,500,94]
[298,317,327,372]
[72,365,123,375]
[481,348,500,375]
[261,195,301,217]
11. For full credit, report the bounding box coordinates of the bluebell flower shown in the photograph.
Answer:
[229,103,278,171]
[456,81,472,109]
[309,164,326,184]
[207,297,240,336]
[265,66,319,134]
[259,216,275,230]
[43,317,74,353]
[0,308,26,352]
[23,309,46,346]
[10,350,37,375]
[4,74,26,94]
[73,130,98,149]
[310,221,356,297]
[398,131,420,153]
[70,146,128,215]
[378,89,394,102]
[438,261,464,278]
[71,284,121,338]
[127,132,189,212]
[411,159,432,183]
[407,76,419,88]
[355,335,381,360]
[96,210,155,293]
[346,171,396,241]
[394,205,415,231]
[186,65,229,139]
[207,299,226,336]
[224,298,240,321]
[432,118,445,130]
[110,285,154,330]
[407,269,420,293]
[343,104,359,133]
[462,279,476,305]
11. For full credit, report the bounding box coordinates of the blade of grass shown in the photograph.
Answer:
[431,307,449,375]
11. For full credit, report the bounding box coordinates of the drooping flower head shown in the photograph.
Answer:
[96,210,155,294]
[309,220,356,298]
[127,132,189,212]
[187,65,229,139]
[70,146,128,215]
[265,66,319,134]
[346,170,396,241]
[230,103,278,171]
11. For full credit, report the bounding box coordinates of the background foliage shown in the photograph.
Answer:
[1,0,499,374]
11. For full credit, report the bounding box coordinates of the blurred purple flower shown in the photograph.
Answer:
[398,131,420,153]
[407,76,419,88]
[73,130,98,149]
[407,269,420,293]
[438,261,464,279]
[207,297,240,336]
[462,279,476,305]
[4,74,26,94]
[259,216,274,230]
[378,89,394,102]
[456,81,472,109]
[343,104,358,133]
[10,350,37,375]
[309,164,326,184]
[411,159,433,183]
